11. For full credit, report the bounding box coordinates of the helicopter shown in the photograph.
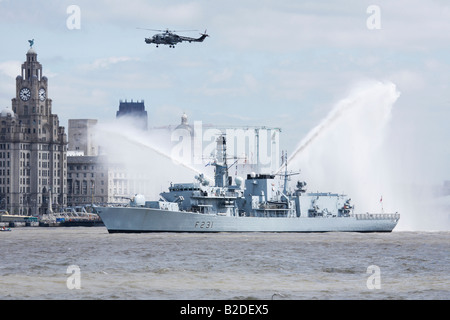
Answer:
[137,28,209,48]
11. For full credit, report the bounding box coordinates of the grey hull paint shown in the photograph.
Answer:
[98,207,399,233]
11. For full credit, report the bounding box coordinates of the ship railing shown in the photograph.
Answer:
[354,213,400,220]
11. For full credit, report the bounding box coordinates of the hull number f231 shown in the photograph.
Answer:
[194,221,213,229]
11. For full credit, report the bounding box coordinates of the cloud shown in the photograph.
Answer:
[388,70,425,92]
[0,60,21,79]
[82,56,140,70]
[209,0,450,52]
[0,61,21,107]
[82,0,204,27]
[195,72,260,98]
[209,68,234,83]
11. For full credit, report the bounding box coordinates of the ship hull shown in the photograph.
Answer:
[97,207,399,233]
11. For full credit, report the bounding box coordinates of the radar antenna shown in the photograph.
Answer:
[277,150,300,194]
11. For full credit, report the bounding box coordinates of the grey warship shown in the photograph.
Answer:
[97,136,399,233]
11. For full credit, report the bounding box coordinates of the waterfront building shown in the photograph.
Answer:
[67,155,108,206]
[67,154,153,206]
[68,119,98,156]
[67,118,152,206]
[0,45,67,215]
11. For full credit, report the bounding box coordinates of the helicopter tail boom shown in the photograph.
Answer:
[195,30,209,42]
[196,30,209,42]
[181,30,209,43]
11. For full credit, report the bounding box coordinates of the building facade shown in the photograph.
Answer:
[116,99,148,131]
[67,118,151,206]
[67,155,109,206]
[0,47,67,215]
[67,154,151,207]
[68,119,98,156]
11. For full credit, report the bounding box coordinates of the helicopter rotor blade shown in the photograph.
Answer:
[136,27,165,32]
[137,27,198,32]
[172,29,198,32]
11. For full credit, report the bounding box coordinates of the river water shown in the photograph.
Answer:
[0,227,448,300]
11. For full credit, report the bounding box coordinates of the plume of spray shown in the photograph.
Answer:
[286,81,400,221]
[286,80,449,231]
[93,118,209,200]
[284,81,398,171]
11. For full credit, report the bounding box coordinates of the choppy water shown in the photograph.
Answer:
[0,227,448,300]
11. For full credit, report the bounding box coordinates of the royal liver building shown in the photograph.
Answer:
[0,45,67,215]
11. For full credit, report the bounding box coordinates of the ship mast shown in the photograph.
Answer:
[214,135,229,187]
[280,150,299,194]
[283,150,288,194]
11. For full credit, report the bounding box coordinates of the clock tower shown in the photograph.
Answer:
[1,43,68,215]
[13,46,49,117]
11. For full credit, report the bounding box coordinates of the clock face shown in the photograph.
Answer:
[19,87,31,101]
[39,88,46,101]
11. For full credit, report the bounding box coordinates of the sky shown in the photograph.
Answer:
[0,0,449,228]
